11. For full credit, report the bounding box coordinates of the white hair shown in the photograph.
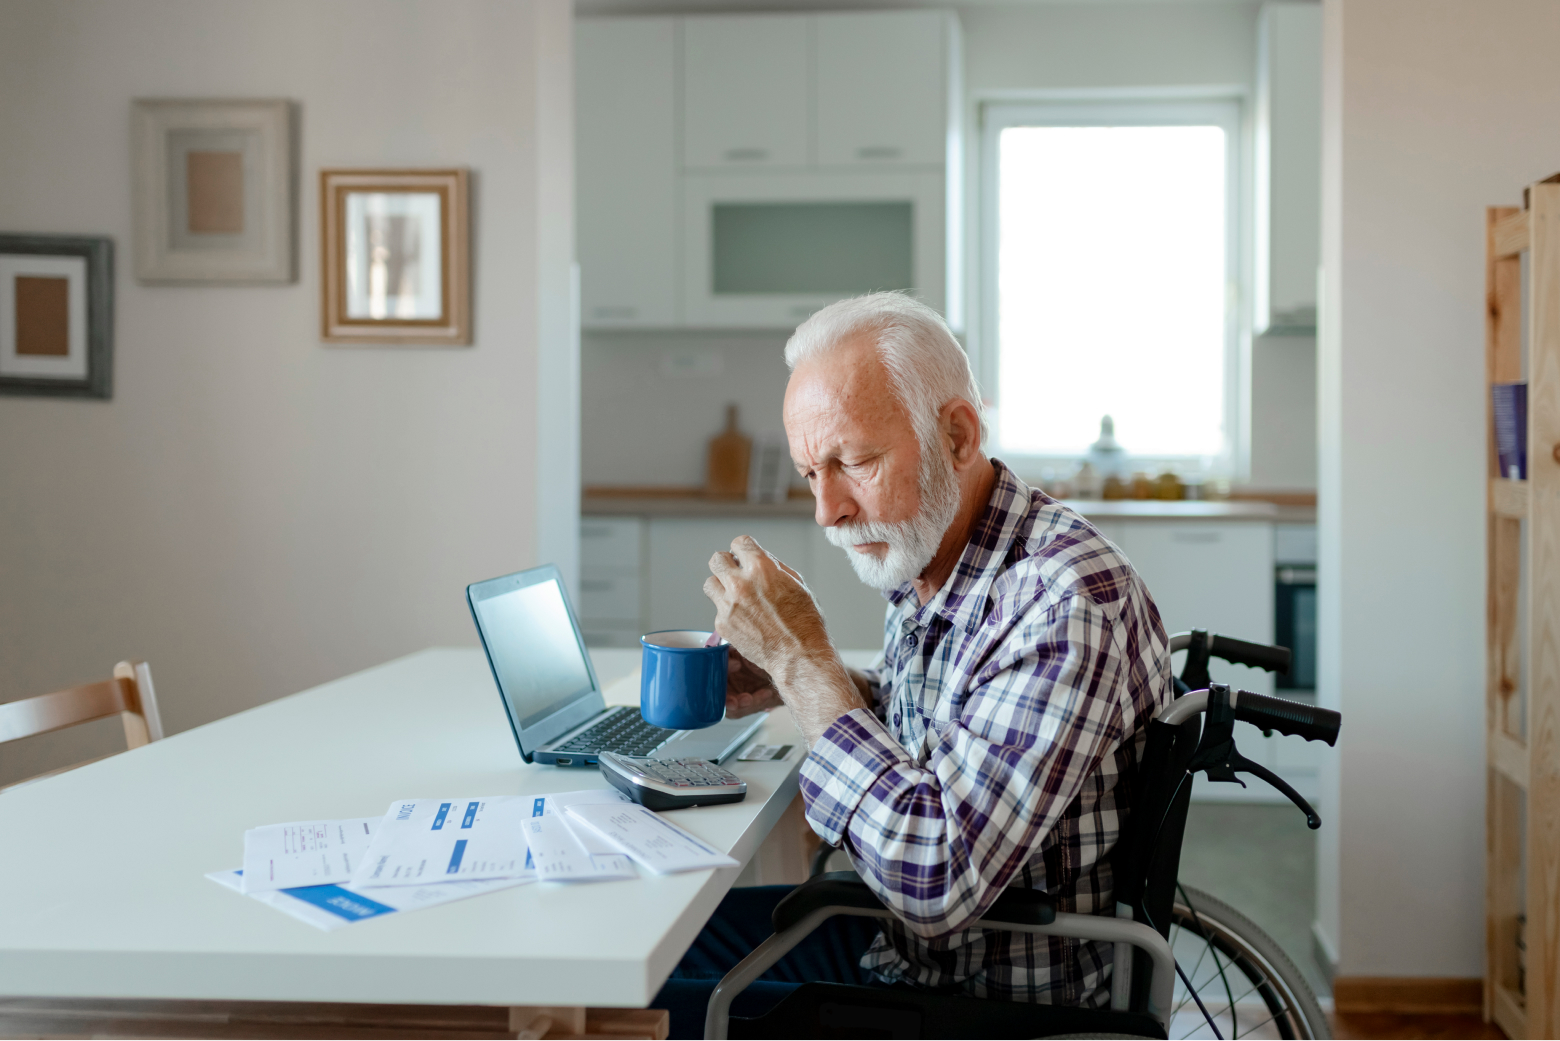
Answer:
[783,292,989,453]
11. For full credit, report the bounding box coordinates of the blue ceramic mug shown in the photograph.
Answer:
[640,630,728,730]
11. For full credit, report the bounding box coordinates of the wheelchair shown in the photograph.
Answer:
[704,630,1341,1040]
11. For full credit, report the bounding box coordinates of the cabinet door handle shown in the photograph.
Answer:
[856,145,903,160]
[723,147,769,162]
[1170,531,1223,544]
[591,305,637,321]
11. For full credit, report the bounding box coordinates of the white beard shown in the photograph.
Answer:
[824,441,962,591]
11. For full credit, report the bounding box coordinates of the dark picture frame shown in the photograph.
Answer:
[0,234,114,399]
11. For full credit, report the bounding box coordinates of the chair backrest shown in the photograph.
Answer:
[0,661,163,787]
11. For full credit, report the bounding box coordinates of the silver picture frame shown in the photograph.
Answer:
[131,98,295,284]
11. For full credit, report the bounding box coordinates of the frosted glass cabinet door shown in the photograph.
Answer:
[682,15,810,169]
[814,11,949,168]
[576,19,679,328]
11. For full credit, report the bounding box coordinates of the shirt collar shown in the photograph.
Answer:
[884,459,1033,634]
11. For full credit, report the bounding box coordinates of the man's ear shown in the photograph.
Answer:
[942,398,984,470]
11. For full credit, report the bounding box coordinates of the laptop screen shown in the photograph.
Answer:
[471,574,596,732]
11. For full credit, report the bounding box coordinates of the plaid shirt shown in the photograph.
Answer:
[799,460,1171,1006]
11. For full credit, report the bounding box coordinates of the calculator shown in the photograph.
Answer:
[597,752,748,811]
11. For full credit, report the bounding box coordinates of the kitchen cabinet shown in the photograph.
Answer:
[577,10,960,330]
[648,518,811,633]
[1255,1,1322,334]
[578,517,645,647]
[576,19,679,328]
[682,15,810,170]
[815,11,951,168]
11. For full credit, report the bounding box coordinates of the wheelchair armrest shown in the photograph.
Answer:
[771,871,1057,933]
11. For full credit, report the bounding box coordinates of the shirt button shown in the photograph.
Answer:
[893,712,902,727]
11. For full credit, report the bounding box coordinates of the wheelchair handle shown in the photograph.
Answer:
[1169,630,1292,676]
[1158,687,1340,746]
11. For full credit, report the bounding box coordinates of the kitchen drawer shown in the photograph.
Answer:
[581,517,644,571]
[579,567,642,623]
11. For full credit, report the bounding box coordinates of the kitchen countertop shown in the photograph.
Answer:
[582,491,1316,524]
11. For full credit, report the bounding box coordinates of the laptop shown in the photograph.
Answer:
[467,565,767,768]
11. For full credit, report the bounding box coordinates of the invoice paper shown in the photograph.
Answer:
[208,869,532,932]
[351,796,532,888]
[564,802,738,875]
[240,817,379,894]
[521,789,635,882]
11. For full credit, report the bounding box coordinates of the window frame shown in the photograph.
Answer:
[976,95,1249,478]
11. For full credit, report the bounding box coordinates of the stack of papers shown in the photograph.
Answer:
[208,789,739,931]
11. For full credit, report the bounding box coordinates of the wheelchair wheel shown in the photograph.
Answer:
[1165,885,1329,1040]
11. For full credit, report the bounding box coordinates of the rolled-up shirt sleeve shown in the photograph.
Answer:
[799,594,1130,940]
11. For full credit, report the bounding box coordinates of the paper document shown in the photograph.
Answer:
[240,817,379,894]
[564,802,738,875]
[522,789,636,881]
[208,869,531,932]
[351,797,532,888]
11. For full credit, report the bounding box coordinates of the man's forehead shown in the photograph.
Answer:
[783,339,911,458]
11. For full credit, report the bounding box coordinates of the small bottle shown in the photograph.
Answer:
[1074,461,1100,499]
[1088,416,1126,479]
[1155,470,1183,501]
[1130,471,1153,500]
[1102,474,1127,500]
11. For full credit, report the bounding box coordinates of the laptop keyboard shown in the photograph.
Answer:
[554,711,677,757]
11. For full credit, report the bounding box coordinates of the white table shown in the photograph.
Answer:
[0,648,806,1012]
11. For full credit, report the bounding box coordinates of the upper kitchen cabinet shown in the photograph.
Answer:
[577,9,961,330]
[577,18,679,327]
[814,11,953,168]
[682,16,810,170]
[1255,2,1322,335]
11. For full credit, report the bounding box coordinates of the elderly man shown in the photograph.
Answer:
[652,292,1170,1036]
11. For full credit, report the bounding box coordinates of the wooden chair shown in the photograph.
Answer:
[0,661,164,790]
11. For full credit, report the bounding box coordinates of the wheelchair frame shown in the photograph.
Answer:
[702,631,1340,1040]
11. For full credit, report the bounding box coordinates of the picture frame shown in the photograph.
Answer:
[319,168,471,346]
[0,234,113,399]
[132,98,295,284]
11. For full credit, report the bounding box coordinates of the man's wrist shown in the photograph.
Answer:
[773,653,861,745]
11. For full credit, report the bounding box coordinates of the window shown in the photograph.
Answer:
[980,99,1243,472]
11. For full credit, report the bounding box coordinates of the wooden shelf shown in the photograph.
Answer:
[1492,477,1530,517]
[1495,208,1530,258]
[1487,187,1560,1036]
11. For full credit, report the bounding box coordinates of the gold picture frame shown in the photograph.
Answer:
[319,168,470,346]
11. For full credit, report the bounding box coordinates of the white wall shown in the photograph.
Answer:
[0,0,576,785]
[1317,0,1560,976]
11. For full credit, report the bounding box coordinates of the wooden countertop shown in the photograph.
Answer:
[582,489,1316,524]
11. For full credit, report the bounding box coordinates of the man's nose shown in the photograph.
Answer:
[814,473,857,528]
